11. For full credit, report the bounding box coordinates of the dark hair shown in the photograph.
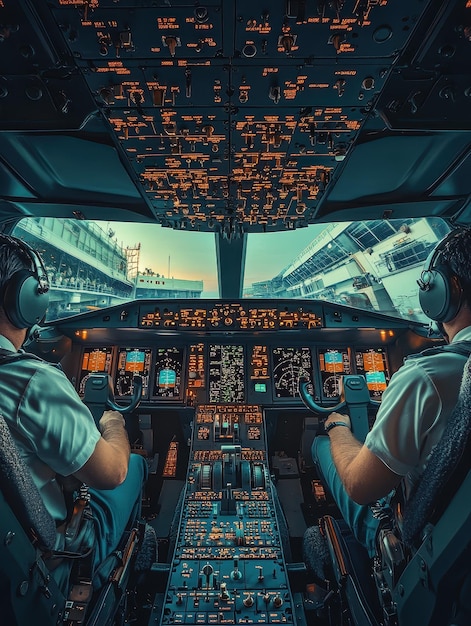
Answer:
[440,227,471,302]
[0,237,33,297]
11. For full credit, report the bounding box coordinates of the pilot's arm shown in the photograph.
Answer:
[323,412,401,505]
[17,363,130,493]
[323,356,448,505]
[74,410,130,490]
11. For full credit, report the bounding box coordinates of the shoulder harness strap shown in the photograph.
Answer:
[0,347,44,365]
[405,340,471,360]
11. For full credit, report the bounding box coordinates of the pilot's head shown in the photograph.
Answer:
[418,227,471,325]
[0,234,49,329]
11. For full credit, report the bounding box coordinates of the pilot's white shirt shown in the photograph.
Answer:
[0,334,100,522]
[364,325,471,495]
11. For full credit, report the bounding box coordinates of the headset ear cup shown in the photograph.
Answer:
[3,269,49,328]
[417,228,469,323]
[418,266,461,323]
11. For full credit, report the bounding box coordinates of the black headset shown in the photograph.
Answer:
[0,234,50,328]
[417,229,464,323]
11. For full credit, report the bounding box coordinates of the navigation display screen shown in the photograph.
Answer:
[208,344,245,404]
[78,346,113,396]
[153,347,184,399]
[355,348,390,399]
[318,348,351,399]
[272,346,313,399]
[115,348,152,398]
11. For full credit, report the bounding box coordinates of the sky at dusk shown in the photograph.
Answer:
[107,222,324,296]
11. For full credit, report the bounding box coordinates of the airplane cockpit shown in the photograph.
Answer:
[1,1,471,625]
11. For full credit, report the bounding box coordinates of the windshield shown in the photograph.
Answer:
[12,216,450,323]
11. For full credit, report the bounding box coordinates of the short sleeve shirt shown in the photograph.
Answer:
[364,326,471,495]
[0,335,101,522]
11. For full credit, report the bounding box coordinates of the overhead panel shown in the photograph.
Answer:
[40,0,424,235]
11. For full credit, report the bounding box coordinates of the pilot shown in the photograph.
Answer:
[312,227,471,557]
[0,234,147,589]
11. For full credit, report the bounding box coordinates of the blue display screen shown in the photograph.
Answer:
[159,368,176,388]
[324,351,343,365]
[365,371,386,385]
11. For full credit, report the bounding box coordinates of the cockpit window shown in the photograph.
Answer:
[12,218,217,321]
[245,217,450,322]
[12,216,449,323]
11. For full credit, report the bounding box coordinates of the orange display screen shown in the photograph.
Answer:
[355,348,389,398]
[82,350,107,372]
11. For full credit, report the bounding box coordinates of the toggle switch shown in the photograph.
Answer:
[162,36,181,57]
[278,33,296,54]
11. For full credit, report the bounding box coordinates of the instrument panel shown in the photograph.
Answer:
[64,299,420,407]
[76,340,391,406]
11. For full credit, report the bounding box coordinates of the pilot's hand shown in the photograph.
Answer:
[324,412,351,431]
[99,410,125,433]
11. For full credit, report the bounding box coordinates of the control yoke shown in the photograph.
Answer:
[83,372,142,425]
[299,375,380,443]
